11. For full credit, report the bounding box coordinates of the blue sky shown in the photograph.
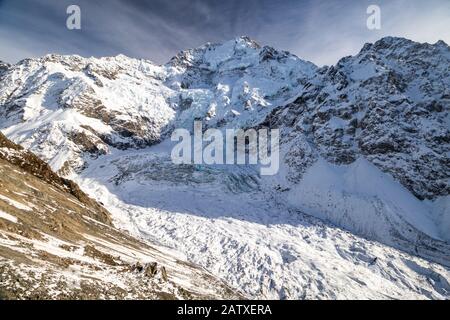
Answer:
[0,0,449,66]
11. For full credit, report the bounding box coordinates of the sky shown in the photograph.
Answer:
[0,0,449,66]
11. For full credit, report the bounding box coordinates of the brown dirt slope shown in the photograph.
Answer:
[0,133,241,300]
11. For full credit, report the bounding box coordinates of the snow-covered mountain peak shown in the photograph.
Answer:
[163,36,317,130]
[352,37,450,80]
[26,53,164,80]
[165,35,316,79]
[167,36,262,69]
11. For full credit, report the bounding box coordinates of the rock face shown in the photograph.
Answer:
[272,37,450,200]
[0,54,176,173]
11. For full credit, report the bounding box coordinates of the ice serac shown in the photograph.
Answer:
[0,36,449,299]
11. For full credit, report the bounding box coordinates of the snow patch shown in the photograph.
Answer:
[0,210,18,223]
[286,158,441,241]
[0,194,33,212]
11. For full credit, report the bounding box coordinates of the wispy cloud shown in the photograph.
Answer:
[0,0,448,66]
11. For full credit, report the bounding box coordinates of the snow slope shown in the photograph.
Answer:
[283,158,449,267]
